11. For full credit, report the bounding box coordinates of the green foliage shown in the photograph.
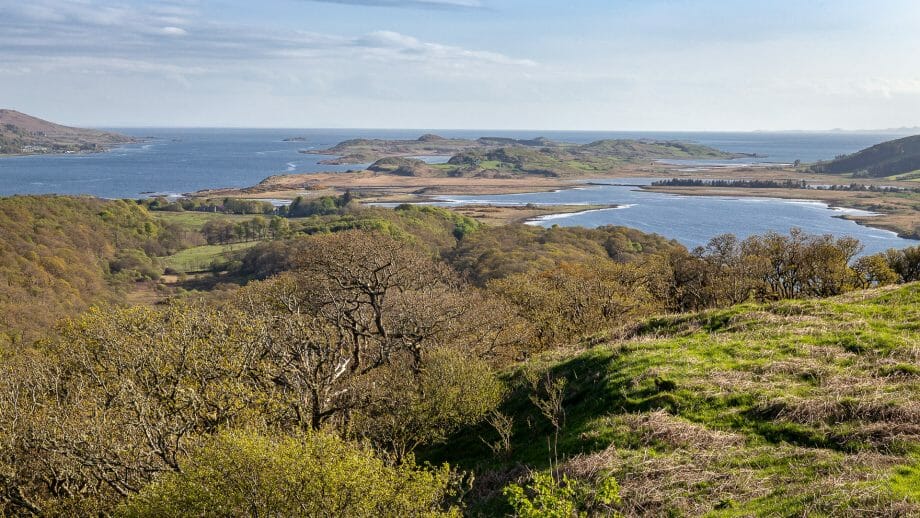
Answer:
[882,245,920,282]
[504,472,621,518]
[233,203,482,277]
[669,229,875,311]
[140,196,275,215]
[887,456,920,501]
[0,229,513,514]
[201,215,274,244]
[284,194,350,217]
[119,430,461,517]
[353,347,505,459]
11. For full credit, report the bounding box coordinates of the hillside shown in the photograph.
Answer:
[0,196,175,347]
[811,134,920,179]
[0,109,136,155]
[429,283,920,516]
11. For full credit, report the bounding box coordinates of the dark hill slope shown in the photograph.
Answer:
[812,134,920,178]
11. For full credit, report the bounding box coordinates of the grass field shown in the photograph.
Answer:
[163,241,260,273]
[427,283,920,516]
[151,211,259,232]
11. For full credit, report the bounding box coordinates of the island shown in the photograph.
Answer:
[302,133,752,167]
[0,109,137,156]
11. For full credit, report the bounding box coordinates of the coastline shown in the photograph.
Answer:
[0,139,144,159]
[192,162,919,240]
[641,184,919,240]
[523,206,627,225]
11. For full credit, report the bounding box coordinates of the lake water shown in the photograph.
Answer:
[433,179,916,256]
[0,128,916,253]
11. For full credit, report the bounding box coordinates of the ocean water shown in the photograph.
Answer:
[0,128,916,252]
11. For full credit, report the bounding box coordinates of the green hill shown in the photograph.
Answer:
[428,283,920,516]
[811,134,920,179]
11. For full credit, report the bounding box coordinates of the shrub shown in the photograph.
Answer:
[119,430,461,517]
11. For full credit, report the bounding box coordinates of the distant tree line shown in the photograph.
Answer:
[201,216,291,245]
[652,178,920,193]
[139,191,357,217]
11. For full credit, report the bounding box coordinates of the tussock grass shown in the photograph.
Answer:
[427,283,920,516]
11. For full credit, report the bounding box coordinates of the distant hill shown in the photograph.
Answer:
[0,109,136,155]
[811,134,920,179]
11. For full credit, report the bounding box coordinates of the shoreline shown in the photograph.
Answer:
[0,138,146,159]
[523,205,627,225]
[640,185,919,240]
[192,163,919,241]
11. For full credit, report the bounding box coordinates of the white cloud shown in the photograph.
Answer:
[160,26,188,36]
[0,0,531,71]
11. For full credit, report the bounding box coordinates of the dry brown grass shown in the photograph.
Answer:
[552,411,916,517]
[618,410,746,450]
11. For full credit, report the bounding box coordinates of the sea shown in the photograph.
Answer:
[0,128,916,253]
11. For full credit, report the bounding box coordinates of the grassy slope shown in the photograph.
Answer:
[428,283,920,516]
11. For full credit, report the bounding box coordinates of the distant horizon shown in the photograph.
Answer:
[97,124,920,134]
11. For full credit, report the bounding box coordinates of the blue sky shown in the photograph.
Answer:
[1,0,919,129]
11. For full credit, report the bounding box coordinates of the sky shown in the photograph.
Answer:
[1,0,919,130]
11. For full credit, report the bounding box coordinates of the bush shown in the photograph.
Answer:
[119,430,461,517]
[504,472,621,518]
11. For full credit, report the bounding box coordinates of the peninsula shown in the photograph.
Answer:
[0,109,136,156]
